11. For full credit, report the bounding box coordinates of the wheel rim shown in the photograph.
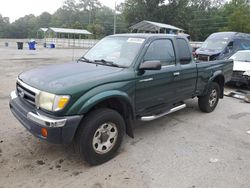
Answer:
[92,122,118,154]
[209,89,217,107]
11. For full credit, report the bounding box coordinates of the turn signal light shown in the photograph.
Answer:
[57,97,69,109]
[41,128,48,138]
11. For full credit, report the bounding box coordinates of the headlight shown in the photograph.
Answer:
[37,91,70,111]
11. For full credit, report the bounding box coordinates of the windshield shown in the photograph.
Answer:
[230,51,250,62]
[201,38,229,50]
[83,36,145,67]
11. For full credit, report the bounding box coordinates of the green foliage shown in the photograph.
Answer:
[220,0,250,33]
[123,0,250,40]
[0,14,10,38]
[87,23,104,38]
[123,0,164,25]
[0,0,121,39]
[1,0,250,40]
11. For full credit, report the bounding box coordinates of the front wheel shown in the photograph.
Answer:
[198,82,220,113]
[75,108,125,165]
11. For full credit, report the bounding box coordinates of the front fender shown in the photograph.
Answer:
[78,90,134,114]
[65,79,135,116]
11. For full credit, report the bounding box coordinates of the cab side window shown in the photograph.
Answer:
[176,38,192,65]
[234,39,250,50]
[225,41,234,54]
[144,39,175,66]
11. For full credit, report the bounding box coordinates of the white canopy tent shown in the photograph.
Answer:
[44,27,92,40]
[130,20,183,34]
[47,27,92,35]
[37,28,48,39]
[37,27,93,48]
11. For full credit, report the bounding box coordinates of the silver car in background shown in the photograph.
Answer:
[230,50,250,86]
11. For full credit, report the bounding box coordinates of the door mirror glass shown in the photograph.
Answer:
[139,60,162,70]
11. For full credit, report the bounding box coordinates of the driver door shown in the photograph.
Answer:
[135,38,180,115]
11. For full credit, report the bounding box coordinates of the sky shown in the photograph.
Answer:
[0,0,124,23]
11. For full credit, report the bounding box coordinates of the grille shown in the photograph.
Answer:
[198,54,210,61]
[16,81,36,106]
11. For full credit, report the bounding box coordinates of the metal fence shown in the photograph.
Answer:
[0,38,99,49]
[44,38,99,49]
[0,38,203,50]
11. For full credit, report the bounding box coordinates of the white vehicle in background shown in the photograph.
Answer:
[230,50,250,86]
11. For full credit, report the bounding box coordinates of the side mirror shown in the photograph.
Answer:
[139,60,161,70]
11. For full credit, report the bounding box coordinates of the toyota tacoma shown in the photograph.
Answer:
[10,34,233,165]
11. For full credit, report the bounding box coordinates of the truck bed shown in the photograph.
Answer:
[195,59,233,96]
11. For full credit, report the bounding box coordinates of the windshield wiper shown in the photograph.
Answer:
[77,56,95,64]
[94,59,125,68]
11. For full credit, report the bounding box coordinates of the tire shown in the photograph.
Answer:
[75,108,125,165]
[198,82,220,113]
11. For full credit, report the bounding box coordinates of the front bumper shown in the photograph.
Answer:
[9,91,83,144]
[231,71,250,85]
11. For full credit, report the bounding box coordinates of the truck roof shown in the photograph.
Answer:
[109,33,180,39]
[209,32,250,39]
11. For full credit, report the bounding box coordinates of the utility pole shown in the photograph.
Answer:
[114,0,117,34]
[88,11,91,24]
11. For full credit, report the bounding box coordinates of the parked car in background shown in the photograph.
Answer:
[229,50,250,86]
[190,41,203,58]
[196,32,250,61]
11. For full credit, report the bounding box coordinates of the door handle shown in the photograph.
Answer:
[139,78,153,82]
[173,72,180,76]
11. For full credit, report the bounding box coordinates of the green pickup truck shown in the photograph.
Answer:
[9,34,233,165]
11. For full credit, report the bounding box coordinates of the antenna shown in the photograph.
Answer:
[114,0,117,34]
[72,30,75,61]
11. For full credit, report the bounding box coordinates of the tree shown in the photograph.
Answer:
[9,14,37,38]
[37,12,52,28]
[0,14,10,38]
[3,0,250,40]
[122,0,228,40]
[87,23,104,38]
[63,0,78,11]
[220,0,250,32]
[78,0,102,24]
[123,0,164,25]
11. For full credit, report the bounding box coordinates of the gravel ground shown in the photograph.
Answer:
[0,46,249,188]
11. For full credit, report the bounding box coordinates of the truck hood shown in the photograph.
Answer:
[196,48,222,56]
[19,62,125,94]
[233,61,250,72]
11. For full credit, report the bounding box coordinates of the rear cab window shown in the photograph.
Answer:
[176,38,192,65]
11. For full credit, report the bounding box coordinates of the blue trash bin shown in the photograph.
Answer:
[50,43,55,48]
[28,41,36,50]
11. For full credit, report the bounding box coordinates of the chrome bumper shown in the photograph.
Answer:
[27,112,66,128]
[10,90,66,128]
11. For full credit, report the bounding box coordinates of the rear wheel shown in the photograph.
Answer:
[198,82,220,113]
[75,108,125,165]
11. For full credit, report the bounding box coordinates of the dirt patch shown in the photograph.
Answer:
[36,160,45,165]
[228,112,250,119]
